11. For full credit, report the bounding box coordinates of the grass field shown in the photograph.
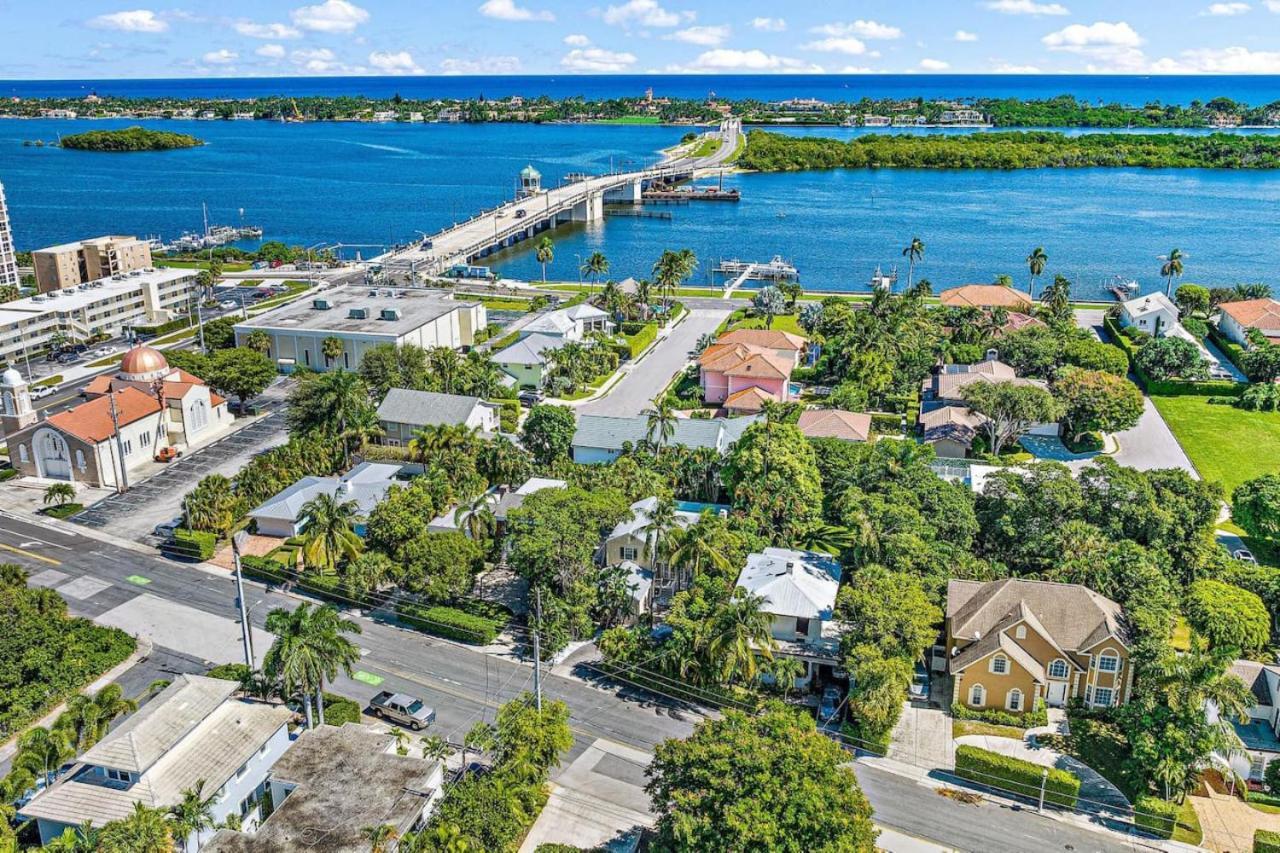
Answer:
[1150,395,1280,496]
[690,136,720,158]
[155,259,253,272]
[477,296,534,312]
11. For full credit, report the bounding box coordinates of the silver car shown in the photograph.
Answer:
[370,691,436,730]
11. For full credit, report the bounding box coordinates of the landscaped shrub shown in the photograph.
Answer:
[207,663,251,682]
[951,703,1049,729]
[1134,795,1180,839]
[953,744,1080,808]
[493,397,520,433]
[322,692,362,726]
[397,602,501,644]
[1257,829,1280,853]
[170,527,217,560]
[1248,791,1280,808]
[620,322,658,358]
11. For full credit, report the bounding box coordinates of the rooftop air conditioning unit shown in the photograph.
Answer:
[348,307,368,320]
[312,298,332,310]
[368,290,378,297]
[380,308,402,321]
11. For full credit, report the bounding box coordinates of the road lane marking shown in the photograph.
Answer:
[353,670,384,686]
[126,575,152,585]
[0,542,61,565]
[18,536,73,551]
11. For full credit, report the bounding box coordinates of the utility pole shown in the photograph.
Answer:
[231,531,256,669]
[532,586,542,711]
[107,392,129,494]
[195,298,206,353]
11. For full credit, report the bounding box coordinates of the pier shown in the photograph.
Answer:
[719,255,799,295]
[376,119,742,278]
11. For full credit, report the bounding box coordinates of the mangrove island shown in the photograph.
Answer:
[59,126,204,152]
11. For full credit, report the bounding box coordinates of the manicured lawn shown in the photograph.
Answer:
[1174,797,1203,845]
[478,296,534,312]
[155,258,253,272]
[42,502,83,519]
[952,720,1028,740]
[729,314,804,336]
[1150,394,1280,496]
[1038,712,1144,803]
[32,374,62,388]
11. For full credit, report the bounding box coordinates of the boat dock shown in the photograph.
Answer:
[604,209,674,220]
[718,255,799,294]
[642,186,740,202]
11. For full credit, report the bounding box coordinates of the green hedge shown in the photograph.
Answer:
[951,702,1048,728]
[953,744,1080,808]
[132,315,196,338]
[1248,791,1280,807]
[397,602,501,645]
[1258,829,1280,853]
[1134,795,1180,839]
[1208,325,1249,373]
[621,322,658,358]
[1103,316,1244,396]
[492,397,520,433]
[322,692,362,726]
[169,527,217,560]
[239,555,369,609]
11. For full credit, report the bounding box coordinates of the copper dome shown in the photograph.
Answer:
[119,345,169,379]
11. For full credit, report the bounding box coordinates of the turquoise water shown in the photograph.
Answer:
[2,117,1279,299]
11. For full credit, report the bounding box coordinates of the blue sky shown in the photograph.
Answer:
[4,0,1280,78]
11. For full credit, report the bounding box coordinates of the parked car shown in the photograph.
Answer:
[30,385,56,400]
[818,686,843,723]
[370,691,436,730]
[153,517,183,538]
[518,390,544,407]
[514,208,527,219]
[70,344,88,354]
[219,300,238,310]
[1234,548,1258,564]
[252,290,271,300]
[909,663,930,702]
[56,353,81,365]
[154,446,182,463]
[93,346,116,357]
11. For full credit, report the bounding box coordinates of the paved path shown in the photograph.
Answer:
[888,700,955,770]
[1111,397,1197,476]
[1192,786,1280,852]
[578,308,730,417]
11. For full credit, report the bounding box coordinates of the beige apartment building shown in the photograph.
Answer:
[34,235,153,293]
[0,182,18,291]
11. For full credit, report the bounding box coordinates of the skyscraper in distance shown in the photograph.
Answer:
[0,181,18,290]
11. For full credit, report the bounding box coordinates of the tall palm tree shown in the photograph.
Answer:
[665,514,732,580]
[599,279,623,316]
[1161,248,1185,296]
[428,346,463,395]
[43,482,76,508]
[1026,246,1047,299]
[57,684,137,751]
[285,369,372,467]
[340,404,384,456]
[454,492,494,541]
[97,802,171,853]
[581,251,609,293]
[308,603,363,726]
[265,605,325,729]
[463,349,504,398]
[321,336,344,368]
[362,824,400,853]
[796,522,855,557]
[410,422,477,469]
[902,237,925,290]
[167,780,217,853]
[535,236,555,283]
[709,589,775,684]
[643,498,678,580]
[15,726,73,788]
[653,249,695,312]
[298,493,362,577]
[634,279,654,321]
[642,395,677,456]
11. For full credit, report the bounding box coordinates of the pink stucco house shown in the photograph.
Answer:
[699,329,805,414]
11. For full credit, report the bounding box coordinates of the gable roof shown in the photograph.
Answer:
[947,578,1131,653]
[1220,298,1280,334]
[521,311,576,337]
[563,303,608,322]
[724,386,776,413]
[940,285,1033,310]
[492,332,566,366]
[1230,659,1279,707]
[797,409,872,442]
[931,362,1042,401]
[573,413,759,454]
[717,328,806,352]
[248,462,404,523]
[736,547,842,620]
[376,388,487,429]
[1121,292,1178,320]
[46,387,162,444]
[920,405,985,445]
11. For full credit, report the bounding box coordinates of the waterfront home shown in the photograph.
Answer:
[375,388,500,446]
[520,304,613,340]
[735,547,844,691]
[247,461,405,538]
[571,413,758,464]
[940,285,1033,311]
[943,579,1133,714]
[1119,292,1227,376]
[796,409,873,443]
[1217,298,1280,348]
[20,675,292,847]
[490,332,566,389]
[1208,659,1280,783]
[699,329,806,410]
[204,724,443,852]
[923,358,1047,407]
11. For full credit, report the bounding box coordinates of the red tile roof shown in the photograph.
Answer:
[797,409,872,442]
[46,387,162,444]
[940,285,1033,310]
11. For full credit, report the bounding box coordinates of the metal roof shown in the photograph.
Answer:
[491,332,566,366]
[572,414,758,453]
[247,462,404,523]
[735,547,842,620]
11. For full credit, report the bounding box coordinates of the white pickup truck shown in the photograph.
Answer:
[369,691,436,730]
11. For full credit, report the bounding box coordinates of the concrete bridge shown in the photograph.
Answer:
[377,119,743,277]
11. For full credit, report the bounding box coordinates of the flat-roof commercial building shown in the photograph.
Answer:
[0,181,18,290]
[234,287,485,373]
[0,266,199,364]
[33,235,153,293]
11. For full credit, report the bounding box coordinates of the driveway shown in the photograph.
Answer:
[953,734,1130,816]
[1192,786,1280,853]
[578,308,730,417]
[888,700,955,770]
[1110,397,1197,476]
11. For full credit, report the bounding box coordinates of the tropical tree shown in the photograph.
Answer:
[244,330,271,355]
[410,422,477,469]
[1039,274,1072,324]
[642,395,677,456]
[581,251,609,292]
[428,346,463,395]
[454,492,495,543]
[754,285,786,329]
[421,734,454,762]
[961,380,1061,456]
[535,236,554,282]
[167,780,217,853]
[1233,474,1280,541]
[1026,246,1047,298]
[297,493,363,576]
[15,725,74,788]
[779,280,803,310]
[709,589,775,683]
[902,236,925,290]
[665,515,734,581]
[321,335,344,368]
[43,482,76,508]
[57,684,137,751]
[285,369,373,467]
[308,603,363,726]
[796,522,855,556]
[634,278,654,320]
[46,822,100,853]
[182,474,239,537]
[263,603,361,729]
[1160,248,1185,296]
[653,248,697,310]
[764,656,806,700]
[97,802,172,853]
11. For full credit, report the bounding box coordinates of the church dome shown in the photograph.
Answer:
[119,345,169,381]
[1,367,24,388]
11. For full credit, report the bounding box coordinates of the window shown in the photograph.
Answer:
[1093,687,1114,707]
[238,793,257,818]
[990,655,1008,675]
[1048,659,1068,679]
[259,743,268,756]
[122,439,133,455]
[1097,653,1120,673]
[18,443,28,464]
[105,768,131,783]
[969,684,986,706]
[1006,689,1023,711]
[234,762,248,781]
[304,350,310,366]
[795,617,811,638]
[1015,625,1027,640]
[620,547,638,562]
[75,449,86,471]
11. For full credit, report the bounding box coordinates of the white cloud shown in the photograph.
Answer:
[750,17,786,32]
[672,48,823,73]
[919,58,950,70]
[563,33,591,46]
[290,0,369,33]
[202,48,238,64]
[87,9,168,32]
[954,29,979,42]
[1203,2,1250,13]
[802,37,867,56]
[369,50,424,74]
[478,0,554,22]
[234,20,302,38]
[603,0,682,27]
[812,20,901,39]
[439,55,522,74]
[991,62,1042,72]
[1043,21,1142,48]
[1267,0,1280,10]
[255,44,287,58]
[984,0,1069,14]
[561,47,637,71]
[840,65,874,73]
[289,47,346,72]
[1151,45,1280,73]
[665,25,729,45]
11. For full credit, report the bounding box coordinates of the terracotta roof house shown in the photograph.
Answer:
[1218,298,1280,347]
[924,359,1044,406]
[993,311,1047,337]
[919,405,986,458]
[716,328,806,359]
[944,579,1133,715]
[699,329,805,409]
[940,285,1033,310]
[796,409,873,442]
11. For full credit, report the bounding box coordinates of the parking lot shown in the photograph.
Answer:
[72,409,288,543]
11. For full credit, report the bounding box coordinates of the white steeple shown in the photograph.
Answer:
[0,366,35,435]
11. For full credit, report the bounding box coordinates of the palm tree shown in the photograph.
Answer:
[599,279,623,316]
[764,655,806,700]
[462,350,504,398]
[666,515,733,580]
[321,335,344,368]
[1026,246,1047,299]
[264,605,325,729]
[796,522,855,556]
[454,492,494,541]
[244,330,271,355]
[421,734,454,762]
[1161,248,1185,296]
[15,726,73,788]
[709,589,775,684]
[43,482,76,508]
[428,346,463,395]
[642,395,677,456]
[182,474,238,537]
[97,802,171,853]
[57,684,137,751]
[653,249,694,312]
[340,404,384,455]
[285,369,372,467]
[362,824,400,853]
[298,493,362,577]
[643,497,678,580]
[409,422,476,469]
[902,237,925,290]
[167,780,217,853]
[535,236,554,283]
[46,822,99,853]
[582,251,609,293]
[753,286,785,329]
[308,603,362,726]
[634,279,654,321]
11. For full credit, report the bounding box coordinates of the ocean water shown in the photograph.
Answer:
[3,74,1280,106]
[2,117,1279,299]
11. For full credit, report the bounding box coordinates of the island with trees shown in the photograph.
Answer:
[59,126,204,152]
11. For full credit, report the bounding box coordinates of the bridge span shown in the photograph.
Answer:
[377,119,742,277]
